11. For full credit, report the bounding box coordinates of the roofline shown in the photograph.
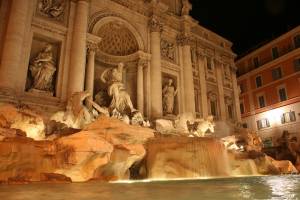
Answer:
[236,25,300,64]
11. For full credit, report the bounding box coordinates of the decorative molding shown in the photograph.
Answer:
[149,16,163,33]
[161,39,176,62]
[176,33,192,46]
[208,91,218,101]
[36,0,67,23]
[32,18,67,36]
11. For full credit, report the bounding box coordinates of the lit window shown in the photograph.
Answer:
[294,59,300,72]
[240,103,245,114]
[281,111,296,124]
[294,34,300,48]
[253,57,259,68]
[257,118,270,130]
[278,87,287,102]
[272,67,282,80]
[258,95,266,108]
[255,76,262,88]
[272,47,279,59]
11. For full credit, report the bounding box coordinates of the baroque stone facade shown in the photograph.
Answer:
[0,0,241,121]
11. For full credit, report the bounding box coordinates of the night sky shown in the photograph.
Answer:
[190,0,300,57]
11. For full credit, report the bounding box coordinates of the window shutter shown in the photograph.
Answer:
[266,119,270,127]
[290,111,296,122]
[281,114,285,124]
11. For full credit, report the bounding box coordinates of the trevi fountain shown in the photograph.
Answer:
[0,0,300,199]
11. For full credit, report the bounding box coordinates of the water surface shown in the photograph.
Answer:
[0,176,299,200]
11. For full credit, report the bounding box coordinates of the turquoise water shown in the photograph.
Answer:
[0,176,300,200]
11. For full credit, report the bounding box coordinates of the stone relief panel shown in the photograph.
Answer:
[36,0,67,23]
[205,56,216,82]
[26,38,60,96]
[162,73,178,116]
[223,64,232,88]
[161,39,176,63]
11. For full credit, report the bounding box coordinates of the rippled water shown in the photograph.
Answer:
[1,176,300,200]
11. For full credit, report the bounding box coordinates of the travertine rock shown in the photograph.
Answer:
[0,104,45,140]
[146,137,231,179]
[0,116,154,183]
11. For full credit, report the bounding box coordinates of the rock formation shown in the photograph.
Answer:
[0,116,154,183]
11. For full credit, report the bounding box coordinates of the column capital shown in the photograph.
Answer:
[138,58,148,69]
[176,33,192,46]
[149,16,163,33]
[196,48,205,59]
[87,41,99,53]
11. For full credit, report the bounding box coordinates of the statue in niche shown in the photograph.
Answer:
[101,63,135,115]
[29,43,56,93]
[162,79,178,115]
[38,0,65,19]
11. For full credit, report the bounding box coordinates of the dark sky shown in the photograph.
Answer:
[190,0,300,57]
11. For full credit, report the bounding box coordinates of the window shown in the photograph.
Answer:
[253,57,259,68]
[294,58,300,72]
[281,111,296,124]
[227,105,233,119]
[258,95,266,108]
[255,76,262,88]
[294,35,300,48]
[210,101,217,117]
[278,87,287,102]
[272,67,282,80]
[257,118,270,130]
[207,58,212,70]
[240,103,245,114]
[272,47,279,59]
[263,137,273,148]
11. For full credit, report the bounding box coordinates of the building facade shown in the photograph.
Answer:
[0,0,240,121]
[236,26,300,147]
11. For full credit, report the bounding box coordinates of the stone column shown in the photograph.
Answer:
[177,34,196,114]
[197,51,209,118]
[231,66,242,122]
[85,41,98,108]
[215,59,227,120]
[0,0,30,94]
[149,17,163,119]
[246,77,255,113]
[67,0,89,97]
[137,59,147,115]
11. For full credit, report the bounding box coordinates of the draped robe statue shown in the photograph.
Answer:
[163,79,178,115]
[101,63,135,115]
[29,44,56,93]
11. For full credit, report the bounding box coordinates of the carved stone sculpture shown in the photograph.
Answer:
[187,116,215,137]
[50,91,95,129]
[29,44,56,94]
[101,63,135,115]
[162,79,177,115]
[161,40,175,61]
[38,0,65,20]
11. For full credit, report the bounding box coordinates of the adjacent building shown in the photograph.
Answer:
[0,0,240,122]
[236,26,300,147]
